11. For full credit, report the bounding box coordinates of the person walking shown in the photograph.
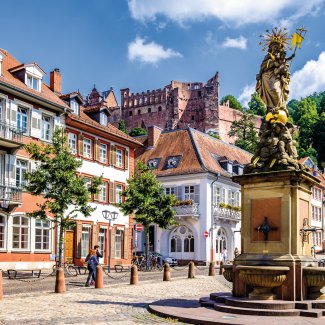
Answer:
[85,249,98,287]
[222,248,228,264]
[94,245,103,261]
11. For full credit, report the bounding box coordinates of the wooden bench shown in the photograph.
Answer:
[114,264,132,272]
[7,269,42,279]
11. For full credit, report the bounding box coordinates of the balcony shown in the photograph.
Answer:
[0,121,24,149]
[0,182,22,209]
[213,205,241,222]
[173,203,199,219]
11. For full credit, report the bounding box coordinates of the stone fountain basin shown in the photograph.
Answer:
[303,267,325,300]
[222,264,233,283]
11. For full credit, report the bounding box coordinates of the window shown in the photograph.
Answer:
[16,159,28,188]
[138,109,141,115]
[70,99,79,115]
[213,186,221,205]
[99,144,107,163]
[115,184,123,204]
[158,106,162,112]
[98,228,107,259]
[115,229,123,259]
[165,187,175,195]
[0,215,6,249]
[184,186,195,200]
[99,182,107,202]
[100,113,108,126]
[129,111,132,116]
[148,107,151,113]
[12,215,29,250]
[41,115,51,141]
[191,115,195,121]
[17,107,28,133]
[35,219,51,250]
[228,190,236,206]
[170,226,194,253]
[26,74,40,91]
[83,138,92,159]
[68,133,77,154]
[116,149,123,168]
[81,226,91,257]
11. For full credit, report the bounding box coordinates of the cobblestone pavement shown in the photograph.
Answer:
[0,275,231,325]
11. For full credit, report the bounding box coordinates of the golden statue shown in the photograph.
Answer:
[244,27,307,174]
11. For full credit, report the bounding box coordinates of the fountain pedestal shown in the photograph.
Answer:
[232,170,320,301]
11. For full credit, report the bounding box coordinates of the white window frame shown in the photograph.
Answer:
[165,187,175,195]
[99,182,107,202]
[99,143,107,163]
[68,133,77,154]
[116,149,123,168]
[70,99,79,115]
[12,215,30,251]
[16,159,28,188]
[98,227,107,259]
[83,138,92,159]
[115,228,123,259]
[81,225,91,258]
[184,185,195,201]
[17,106,28,134]
[100,112,108,126]
[41,115,52,141]
[115,184,123,204]
[35,219,51,251]
[0,215,7,250]
[26,74,40,91]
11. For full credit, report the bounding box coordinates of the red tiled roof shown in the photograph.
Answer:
[66,107,142,147]
[0,48,69,110]
[138,128,252,177]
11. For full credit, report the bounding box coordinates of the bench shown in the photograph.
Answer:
[114,264,132,273]
[7,269,42,279]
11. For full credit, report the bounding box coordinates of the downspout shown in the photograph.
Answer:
[210,173,220,264]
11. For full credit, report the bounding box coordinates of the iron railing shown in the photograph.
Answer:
[213,205,241,221]
[0,182,22,204]
[0,121,24,144]
[173,203,200,217]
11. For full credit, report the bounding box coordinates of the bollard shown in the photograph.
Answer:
[95,265,104,289]
[55,267,66,293]
[188,261,195,279]
[208,261,215,276]
[130,265,138,285]
[0,271,3,300]
[219,261,224,275]
[163,263,171,281]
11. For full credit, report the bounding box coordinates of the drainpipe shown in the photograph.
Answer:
[210,173,220,264]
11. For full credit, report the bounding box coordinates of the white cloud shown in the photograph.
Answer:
[222,36,247,50]
[290,51,325,99]
[128,37,182,64]
[128,0,324,27]
[238,83,255,107]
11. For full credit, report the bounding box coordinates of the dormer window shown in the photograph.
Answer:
[70,98,80,115]
[100,112,108,126]
[147,158,161,169]
[0,51,4,76]
[26,74,40,91]
[163,155,182,170]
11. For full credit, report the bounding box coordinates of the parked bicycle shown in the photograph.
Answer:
[132,253,163,271]
[51,260,78,277]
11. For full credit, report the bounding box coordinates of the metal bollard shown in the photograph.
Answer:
[219,261,224,275]
[188,261,195,279]
[209,261,215,276]
[95,265,104,289]
[0,271,3,300]
[55,267,66,293]
[130,265,138,285]
[163,263,171,281]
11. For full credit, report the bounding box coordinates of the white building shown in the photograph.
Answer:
[136,126,252,264]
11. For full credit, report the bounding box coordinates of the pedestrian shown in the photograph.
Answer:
[94,245,103,262]
[222,248,228,264]
[234,247,239,258]
[85,249,98,287]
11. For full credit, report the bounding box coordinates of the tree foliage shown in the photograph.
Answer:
[129,127,147,137]
[228,112,259,153]
[247,92,266,116]
[220,94,243,111]
[312,113,325,166]
[119,161,177,257]
[118,120,128,134]
[24,128,102,266]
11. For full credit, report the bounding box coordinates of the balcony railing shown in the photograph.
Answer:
[0,121,24,146]
[213,205,241,221]
[173,203,199,218]
[0,182,22,206]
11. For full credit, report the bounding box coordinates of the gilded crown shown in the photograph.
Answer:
[259,27,290,51]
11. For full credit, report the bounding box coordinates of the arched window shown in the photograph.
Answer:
[35,219,51,250]
[12,215,30,250]
[170,226,194,253]
[0,215,6,249]
[216,228,227,253]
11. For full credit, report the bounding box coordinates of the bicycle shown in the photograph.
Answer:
[51,260,78,277]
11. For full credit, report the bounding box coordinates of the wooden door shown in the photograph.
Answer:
[65,230,74,264]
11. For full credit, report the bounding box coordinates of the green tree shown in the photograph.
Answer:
[287,99,300,123]
[247,92,266,116]
[119,161,177,260]
[312,112,325,165]
[318,94,325,115]
[129,127,147,136]
[24,128,102,267]
[220,94,243,111]
[118,120,128,134]
[228,112,259,153]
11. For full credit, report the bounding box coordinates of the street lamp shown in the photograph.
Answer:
[102,210,118,273]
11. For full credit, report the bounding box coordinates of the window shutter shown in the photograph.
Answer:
[194,185,200,203]
[7,154,16,185]
[92,224,98,249]
[78,134,84,156]
[123,229,129,259]
[76,222,83,258]
[30,109,42,138]
[228,190,232,204]
[95,139,100,161]
[124,150,129,170]
[110,145,116,166]
[10,101,18,128]
[109,182,115,203]
[111,226,116,259]
[176,186,183,200]
[107,143,111,165]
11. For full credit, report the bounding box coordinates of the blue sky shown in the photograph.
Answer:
[2,0,325,106]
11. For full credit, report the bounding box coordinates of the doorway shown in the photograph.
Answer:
[65,230,74,264]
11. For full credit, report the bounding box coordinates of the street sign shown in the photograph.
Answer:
[135,224,143,231]
[203,231,209,238]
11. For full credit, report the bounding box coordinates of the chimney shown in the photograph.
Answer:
[50,68,62,94]
[147,125,162,148]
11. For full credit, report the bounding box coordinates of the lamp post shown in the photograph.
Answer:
[102,210,118,273]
